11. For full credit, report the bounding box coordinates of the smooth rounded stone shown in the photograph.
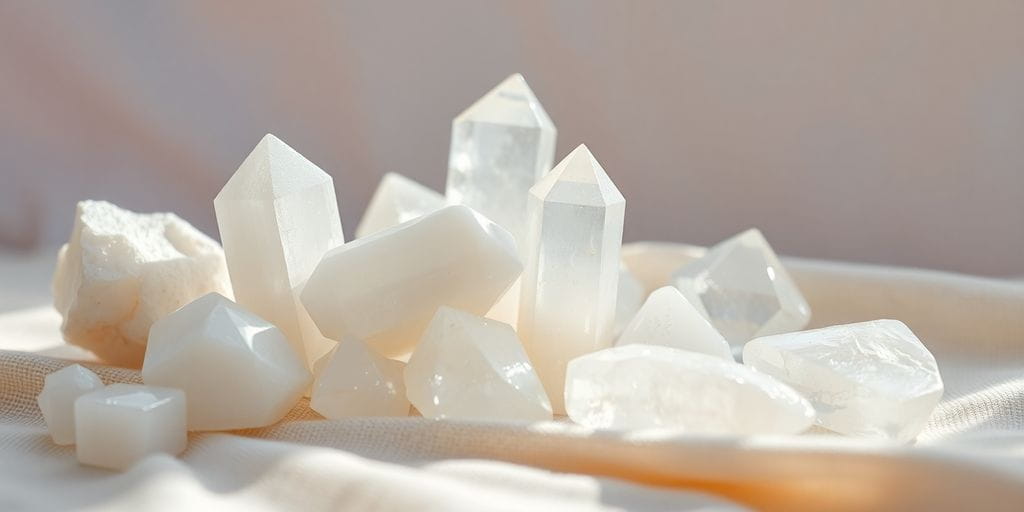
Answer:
[142,293,310,431]
[310,338,410,419]
[614,264,645,338]
[74,384,186,471]
[302,205,522,358]
[743,319,944,443]
[616,287,732,361]
[37,364,104,445]
[405,307,552,422]
[355,173,445,238]
[53,200,231,368]
[565,344,816,434]
[671,228,810,348]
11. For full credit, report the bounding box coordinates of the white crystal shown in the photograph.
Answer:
[616,286,732,361]
[215,134,344,369]
[565,344,815,434]
[52,200,231,367]
[405,307,552,421]
[743,319,943,442]
[518,145,624,413]
[614,264,645,338]
[672,229,810,347]
[74,384,186,470]
[142,293,310,430]
[36,364,104,445]
[310,338,410,418]
[302,205,522,358]
[446,73,557,245]
[355,173,445,238]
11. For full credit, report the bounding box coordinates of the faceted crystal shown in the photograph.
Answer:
[518,145,624,413]
[74,384,187,470]
[616,286,732,361]
[215,134,344,369]
[743,319,944,442]
[446,73,557,245]
[310,337,410,418]
[355,173,445,238]
[614,264,645,338]
[565,344,815,434]
[37,364,104,445]
[142,293,310,430]
[52,200,231,367]
[405,307,552,421]
[302,205,522,358]
[671,229,810,347]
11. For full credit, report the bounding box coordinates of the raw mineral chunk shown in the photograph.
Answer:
[616,286,732,361]
[355,173,445,238]
[75,384,186,470]
[37,364,104,445]
[310,338,410,418]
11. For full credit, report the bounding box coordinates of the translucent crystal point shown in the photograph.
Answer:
[566,344,815,434]
[614,264,645,338]
[671,229,810,347]
[405,307,552,421]
[310,337,410,418]
[743,319,943,442]
[215,134,344,369]
[356,173,445,238]
[518,144,624,413]
[37,364,104,445]
[446,73,557,244]
[616,286,732,360]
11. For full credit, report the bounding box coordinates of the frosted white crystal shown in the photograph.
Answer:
[142,293,310,430]
[743,319,944,442]
[36,364,104,445]
[405,307,551,421]
[616,286,732,361]
[355,173,445,238]
[302,205,522,358]
[52,200,231,367]
[215,134,344,369]
[446,73,557,245]
[310,338,410,418]
[565,344,815,434]
[74,384,186,470]
[672,229,810,347]
[518,145,624,413]
[614,264,645,338]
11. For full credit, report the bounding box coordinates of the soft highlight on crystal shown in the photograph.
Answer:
[310,337,410,419]
[356,172,445,238]
[616,286,732,361]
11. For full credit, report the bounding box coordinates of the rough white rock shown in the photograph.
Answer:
[310,338,410,418]
[36,364,104,445]
[356,173,445,238]
[616,286,732,361]
[614,264,645,338]
[74,384,186,470]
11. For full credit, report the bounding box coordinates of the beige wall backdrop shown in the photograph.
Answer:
[0,1,1021,276]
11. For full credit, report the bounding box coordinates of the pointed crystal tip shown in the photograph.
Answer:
[455,73,554,129]
[530,144,624,207]
[216,134,332,201]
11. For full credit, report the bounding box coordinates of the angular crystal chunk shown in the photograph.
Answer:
[356,172,445,238]
[37,364,104,445]
[616,286,732,361]
[310,338,410,418]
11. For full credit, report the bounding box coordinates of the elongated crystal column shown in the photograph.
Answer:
[517,144,624,413]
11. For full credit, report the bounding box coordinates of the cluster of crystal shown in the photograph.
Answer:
[302,205,522,358]
[672,229,810,348]
[743,319,943,442]
[355,173,445,238]
[446,73,556,245]
[52,200,231,367]
[614,264,645,338]
[310,338,410,418]
[405,307,552,421]
[215,134,344,369]
[617,286,732,361]
[565,344,816,434]
[518,145,624,413]
[75,384,187,470]
[142,293,310,430]
[36,364,104,445]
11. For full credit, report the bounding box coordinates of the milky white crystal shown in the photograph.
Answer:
[672,229,810,348]
[614,264,645,338]
[518,145,624,413]
[616,286,732,361]
[446,73,557,245]
[355,173,445,238]
[75,384,186,470]
[302,205,522,358]
[52,200,231,367]
[310,338,410,418]
[215,134,344,369]
[36,364,104,445]
[565,344,815,434]
[743,319,943,442]
[405,307,552,421]
[142,293,310,430]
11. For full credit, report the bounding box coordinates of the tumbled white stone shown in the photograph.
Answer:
[616,286,732,361]
[310,338,410,418]
[566,344,815,434]
[52,200,231,367]
[75,384,186,470]
[405,307,552,421]
[672,229,810,347]
[743,319,943,442]
[302,205,522,358]
[36,364,104,445]
[614,264,645,338]
[356,173,445,238]
[215,134,344,369]
[142,293,310,430]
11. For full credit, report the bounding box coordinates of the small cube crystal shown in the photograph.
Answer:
[37,364,104,445]
[75,384,187,470]
[616,286,732,361]
[311,338,410,418]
